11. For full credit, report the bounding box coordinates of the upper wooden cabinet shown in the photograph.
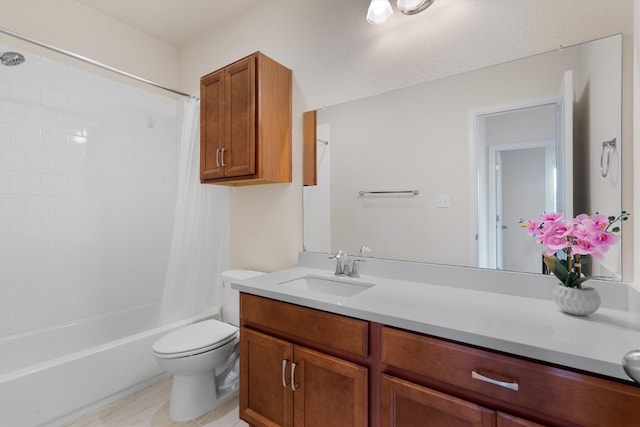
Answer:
[200,52,292,185]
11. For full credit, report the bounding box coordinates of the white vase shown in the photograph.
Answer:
[552,284,601,316]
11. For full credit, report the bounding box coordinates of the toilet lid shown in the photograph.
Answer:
[153,319,238,357]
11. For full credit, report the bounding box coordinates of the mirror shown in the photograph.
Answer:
[303,35,624,280]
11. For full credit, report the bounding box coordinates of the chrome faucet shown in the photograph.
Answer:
[329,249,347,275]
[330,246,370,277]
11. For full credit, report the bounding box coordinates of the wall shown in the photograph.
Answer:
[0,42,178,336]
[178,0,634,274]
[0,0,178,89]
[0,0,634,278]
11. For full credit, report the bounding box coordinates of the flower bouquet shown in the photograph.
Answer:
[520,211,628,315]
[521,211,628,287]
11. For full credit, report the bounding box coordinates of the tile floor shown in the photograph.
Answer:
[62,378,249,427]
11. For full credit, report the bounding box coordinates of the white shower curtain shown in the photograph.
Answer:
[160,97,229,324]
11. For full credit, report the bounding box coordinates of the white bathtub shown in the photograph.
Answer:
[0,303,219,427]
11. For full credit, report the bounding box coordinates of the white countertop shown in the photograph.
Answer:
[232,265,640,382]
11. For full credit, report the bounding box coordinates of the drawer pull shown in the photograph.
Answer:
[291,362,299,391]
[472,370,519,391]
[281,359,290,388]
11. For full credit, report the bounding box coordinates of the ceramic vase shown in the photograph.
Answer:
[552,284,601,316]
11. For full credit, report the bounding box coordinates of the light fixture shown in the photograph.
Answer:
[396,0,435,15]
[366,0,394,25]
[366,0,435,24]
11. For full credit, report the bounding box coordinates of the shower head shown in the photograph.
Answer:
[0,52,25,66]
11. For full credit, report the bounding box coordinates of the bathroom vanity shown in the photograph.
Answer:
[234,254,640,427]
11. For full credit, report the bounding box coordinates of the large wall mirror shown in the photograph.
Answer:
[303,34,625,281]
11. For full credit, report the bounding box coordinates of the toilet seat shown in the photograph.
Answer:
[153,319,238,359]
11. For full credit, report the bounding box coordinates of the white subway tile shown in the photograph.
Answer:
[69,95,93,116]
[0,123,10,147]
[0,100,27,126]
[0,147,26,171]
[27,105,56,130]
[10,125,41,151]
[10,172,41,195]
[27,60,55,87]
[56,67,84,95]
[55,196,82,216]
[10,216,41,240]
[41,216,69,239]
[0,171,10,193]
[42,86,69,111]
[10,79,40,105]
[56,111,83,136]
[56,154,82,176]
[41,130,69,154]
[26,195,55,217]
[0,194,26,217]
[41,174,69,196]
[27,150,56,174]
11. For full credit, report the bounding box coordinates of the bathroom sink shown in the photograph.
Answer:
[278,275,374,297]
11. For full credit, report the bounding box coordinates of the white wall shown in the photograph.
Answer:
[0,0,634,278]
[0,0,178,89]
[178,0,633,273]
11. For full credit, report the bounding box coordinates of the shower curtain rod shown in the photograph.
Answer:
[0,26,195,99]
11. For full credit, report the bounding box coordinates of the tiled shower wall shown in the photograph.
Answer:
[0,44,178,337]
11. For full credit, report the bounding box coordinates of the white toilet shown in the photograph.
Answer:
[152,269,264,421]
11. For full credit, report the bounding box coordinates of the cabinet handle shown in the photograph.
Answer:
[291,362,299,391]
[281,359,290,388]
[471,370,519,391]
[220,148,226,167]
[216,149,221,167]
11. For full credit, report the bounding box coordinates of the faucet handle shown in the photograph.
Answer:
[359,245,371,257]
[348,258,366,278]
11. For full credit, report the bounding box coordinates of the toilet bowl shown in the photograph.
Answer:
[152,269,264,422]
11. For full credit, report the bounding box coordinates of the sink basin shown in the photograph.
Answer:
[279,275,374,297]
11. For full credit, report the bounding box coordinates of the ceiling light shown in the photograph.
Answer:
[396,0,435,15]
[367,0,394,25]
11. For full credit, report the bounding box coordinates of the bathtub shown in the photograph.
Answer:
[0,303,219,427]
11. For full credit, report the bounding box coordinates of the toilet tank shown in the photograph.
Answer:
[220,269,264,326]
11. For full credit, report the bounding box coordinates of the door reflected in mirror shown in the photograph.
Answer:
[304,34,624,281]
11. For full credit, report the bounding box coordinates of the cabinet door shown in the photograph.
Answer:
[200,69,225,180]
[224,56,256,178]
[240,328,293,427]
[293,346,367,427]
[381,374,495,427]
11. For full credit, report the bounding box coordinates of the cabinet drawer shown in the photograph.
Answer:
[241,294,368,357]
[382,327,640,427]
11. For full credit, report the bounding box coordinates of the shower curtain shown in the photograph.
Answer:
[160,97,229,324]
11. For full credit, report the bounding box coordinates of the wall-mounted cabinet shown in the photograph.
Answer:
[200,52,292,186]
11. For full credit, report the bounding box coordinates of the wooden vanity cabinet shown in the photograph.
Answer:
[239,294,368,427]
[382,326,640,427]
[200,52,291,185]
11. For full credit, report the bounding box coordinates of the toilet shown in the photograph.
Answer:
[152,269,264,421]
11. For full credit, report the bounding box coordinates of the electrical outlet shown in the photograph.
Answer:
[436,195,450,208]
